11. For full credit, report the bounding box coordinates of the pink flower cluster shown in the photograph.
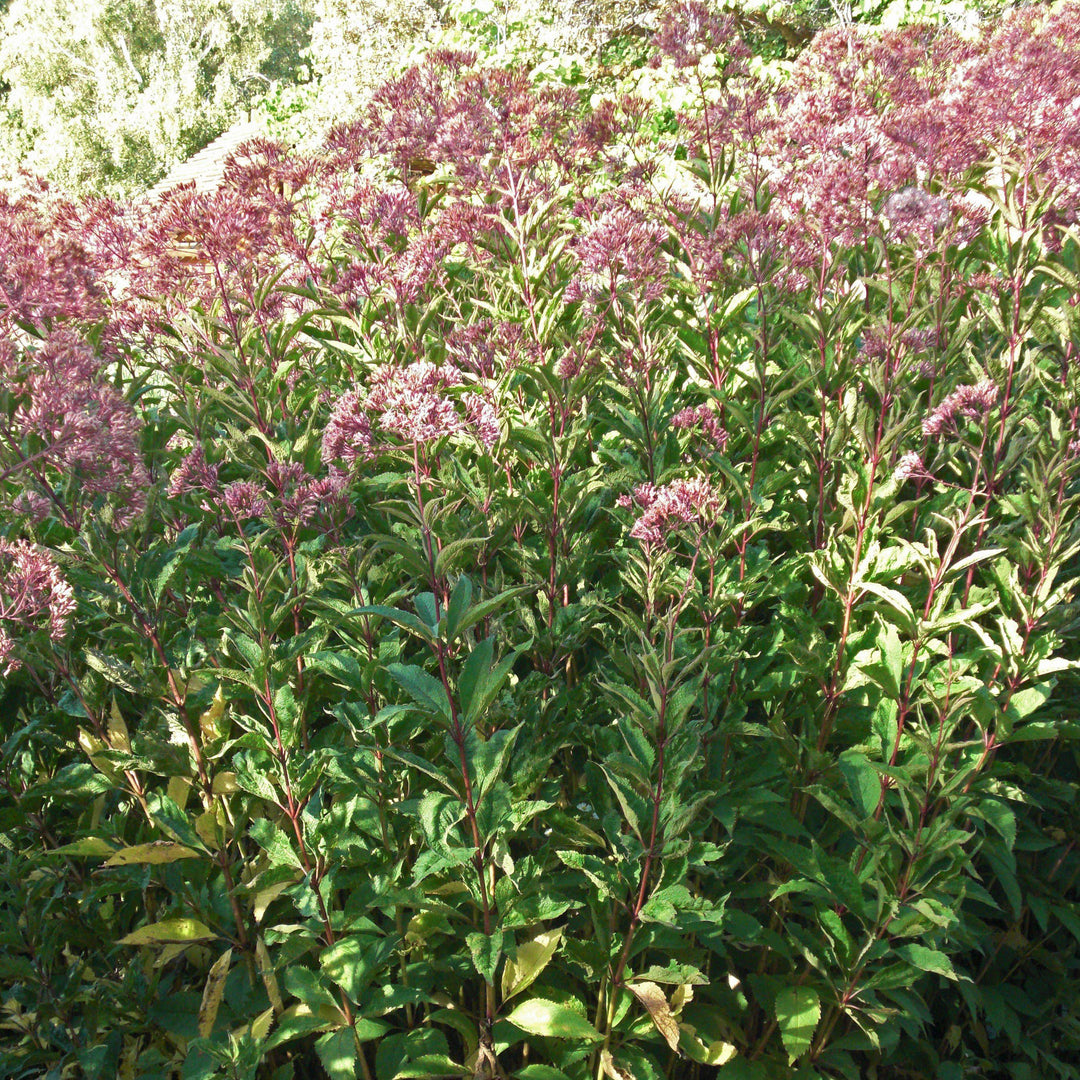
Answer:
[322,361,500,465]
[671,403,728,453]
[922,380,998,436]
[2,333,148,529]
[893,451,931,483]
[0,541,76,675]
[566,202,669,307]
[618,477,720,548]
[882,187,952,243]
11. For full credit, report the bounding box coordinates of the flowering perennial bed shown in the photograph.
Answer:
[2,4,1080,1078]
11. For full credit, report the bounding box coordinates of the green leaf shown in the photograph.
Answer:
[418,791,466,860]
[472,725,520,801]
[321,935,400,1004]
[838,752,879,820]
[896,944,958,980]
[774,986,820,1063]
[316,1028,358,1080]
[389,663,453,722]
[501,927,563,1001]
[458,638,494,720]
[104,841,202,866]
[504,998,602,1041]
[119,918,216,947]
[45,837,117,857]
[443,575,473,641]
[351,604,436,645]
[393,1055,467,1078]
[84,649,141,693]
[467,930,503,984]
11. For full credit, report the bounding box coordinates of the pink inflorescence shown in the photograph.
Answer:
[0,541,76,675]
[893,451,931,483]
[882,186,952,242]
[618,477,720,548]
[322,361,500,463]
[922,380,998,436]
[5,332,149,529]
[671,404,728,453]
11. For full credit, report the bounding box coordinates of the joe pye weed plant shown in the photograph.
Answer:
[2,2,1080,1078]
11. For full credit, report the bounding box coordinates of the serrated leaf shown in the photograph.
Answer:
[838,752,879,820]
[389,663,452,721]
[774,985,820,1063]
[199,685,227,742]
[256,936,284,1013]
[504,998,601,1041]
[501,927,563,1001]
[316,1027,358,1080]
[108,696,131,752]
[198,948,232,1037]
[84,649,140,693]
[466,930,503,984]
[896,944,958,980]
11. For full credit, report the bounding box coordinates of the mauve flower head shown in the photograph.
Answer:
[620,476,720,548]
[167,444,220,498]
[3,331,148,528]
[322,389,374,466]
[567,201,669,308]
[367,361,466,445]
[0,541,76,675]
[882,186,952,242]
[922,379,998,436]
[672,403,728,453]
[893,451,931,483]
[221,481,269,521]
[323,360,501,461]
[901,327,940,355]
[652,1,741,70]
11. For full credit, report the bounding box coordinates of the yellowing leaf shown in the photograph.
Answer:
[212,771,240,794]
[105,842,201,866]
[254,879,295,923]
[195,808,223,850]
[501,927,563,1001]
[199,685,227,743]
[256,936,284,1013]
[504,998,601,1041]
[108,696,131,752]
[167,776,191,810]
[197,948,232,1037]
[600,1049,638,1079]
[670,983,694,1015]
[78,728,117,781]
[152,943,192,969]
[238,1005,275,1042]
[681,1026,738,1067]
[118,918,216,947]
[627,981,680,1052]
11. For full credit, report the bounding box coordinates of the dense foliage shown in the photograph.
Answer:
[2,3,1080,1078]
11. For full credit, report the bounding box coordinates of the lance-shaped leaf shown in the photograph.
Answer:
[105,841,202,866]
[389,663,453,722]
[119,918,216,947]
[626,981,680,1051]
[504,999,602,1041]
[501,927,563,1001]
[198,948,233,1037]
